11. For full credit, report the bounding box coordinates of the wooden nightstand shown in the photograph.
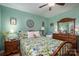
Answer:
[4,39,20,56]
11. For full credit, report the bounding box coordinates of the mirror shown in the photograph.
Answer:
[57,18,75,35]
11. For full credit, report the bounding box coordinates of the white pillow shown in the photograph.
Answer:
[34,31,41,37]
[19,31,28,38]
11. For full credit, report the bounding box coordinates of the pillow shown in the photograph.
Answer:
[33,31,41,37]
[33,34,37,38]
[46,35,52,38]
[27,31,41,38]
[19,31,28,39]
[27,31,34,38]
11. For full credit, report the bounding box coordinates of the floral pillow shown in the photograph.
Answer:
[27,32,34,38]
[19,31,28,39]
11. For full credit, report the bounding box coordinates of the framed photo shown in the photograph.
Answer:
[10,17,16,25]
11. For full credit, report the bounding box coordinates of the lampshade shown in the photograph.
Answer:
[41,27,45,30]
[10,29,14,33]
[8,33,18,39]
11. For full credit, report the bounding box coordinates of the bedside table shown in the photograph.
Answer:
[4,39,20,56]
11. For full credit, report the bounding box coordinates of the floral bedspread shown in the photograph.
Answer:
[20,37,63,56]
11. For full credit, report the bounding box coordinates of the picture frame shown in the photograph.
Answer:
[50,23,53,26]
[10,17,17,25]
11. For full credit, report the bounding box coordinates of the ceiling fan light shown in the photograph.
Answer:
[48,3,55,7]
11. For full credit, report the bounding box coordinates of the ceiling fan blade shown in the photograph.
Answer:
[56,3,65,6]
[39,4,48,8]
[49,7,52,11]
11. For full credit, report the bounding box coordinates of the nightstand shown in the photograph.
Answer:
[4,39,20,56]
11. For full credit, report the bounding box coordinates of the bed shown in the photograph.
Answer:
[20,36,72,56]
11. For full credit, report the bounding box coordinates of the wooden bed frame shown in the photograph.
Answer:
[52,42,72,56]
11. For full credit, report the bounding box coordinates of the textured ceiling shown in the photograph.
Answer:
[0,3,79,18]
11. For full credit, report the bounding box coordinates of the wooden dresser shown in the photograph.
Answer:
[53,33,76,48]
[53,33,76,42]
[53,18,76,48]
[4,40,19,56]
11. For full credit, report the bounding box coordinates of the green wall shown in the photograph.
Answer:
[0,6,1,30]
[47,6,79,33]
[0,5,48,51]
[1,6,48,32]
[0,6,3,51]
[0,6,1,50]
[0,6,1,32]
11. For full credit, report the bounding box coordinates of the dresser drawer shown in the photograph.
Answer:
[4,40,19,55]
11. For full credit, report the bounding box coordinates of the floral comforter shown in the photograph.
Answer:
[20,37,63,56]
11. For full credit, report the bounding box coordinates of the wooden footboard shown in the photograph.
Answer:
[52,42,72,56]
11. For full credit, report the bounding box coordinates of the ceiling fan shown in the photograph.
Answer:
[39,3,65,11]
